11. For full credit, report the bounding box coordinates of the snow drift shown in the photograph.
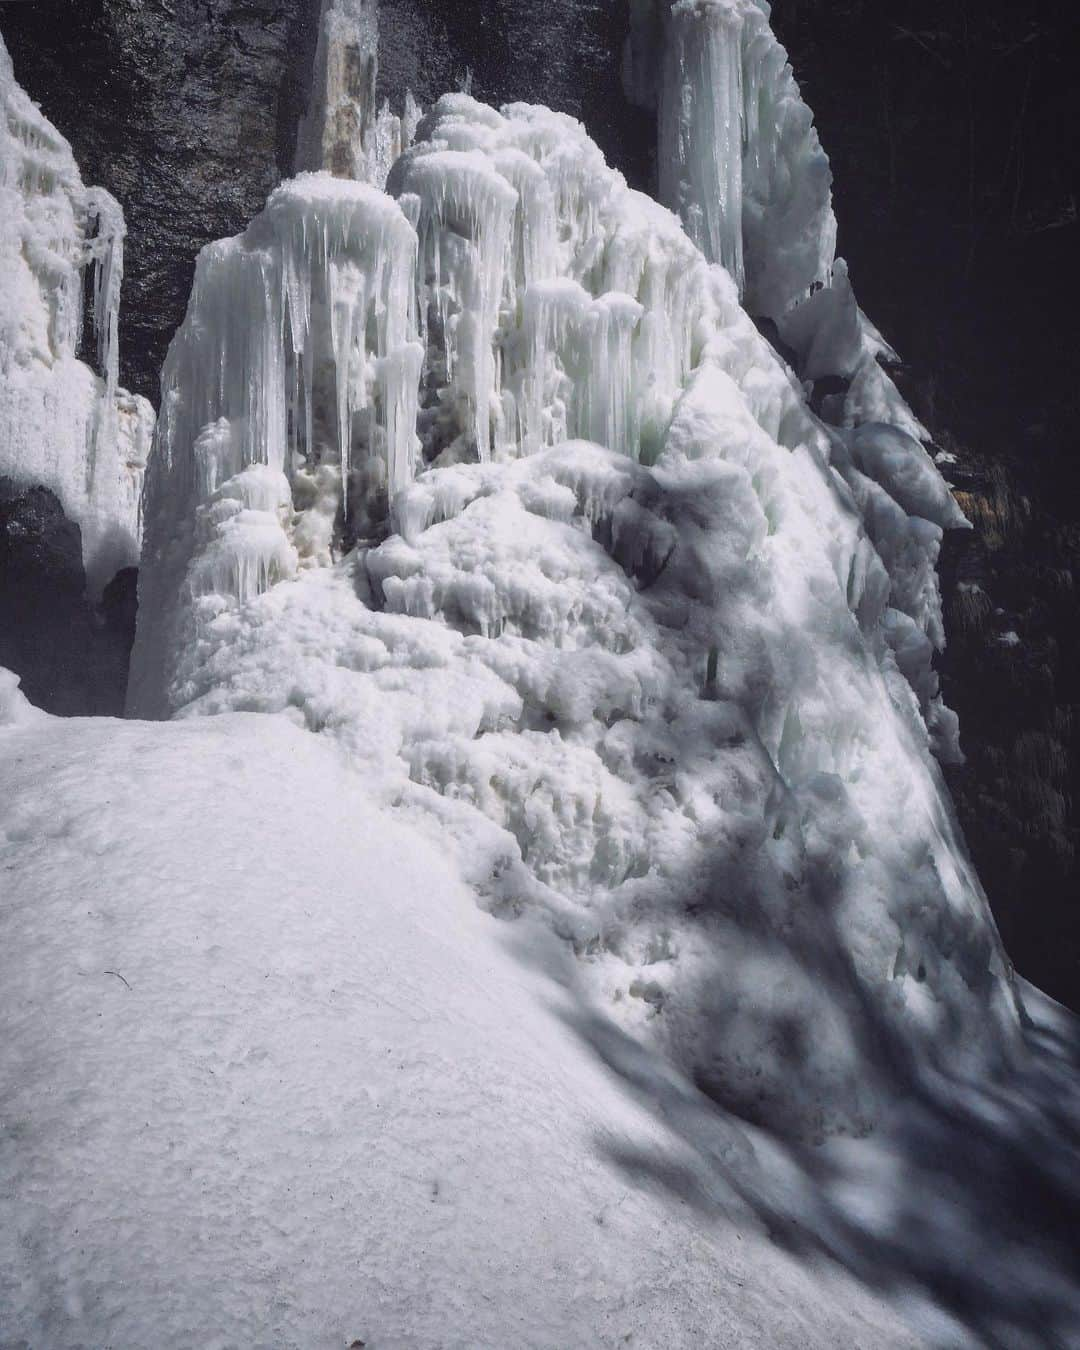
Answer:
[129,22,1020,1139]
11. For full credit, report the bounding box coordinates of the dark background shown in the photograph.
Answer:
[2,0,1077,1006]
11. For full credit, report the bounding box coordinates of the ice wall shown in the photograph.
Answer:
[0,35,153,595]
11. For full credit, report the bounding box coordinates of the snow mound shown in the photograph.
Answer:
[0,35,153,595]
[1,697,926,1349]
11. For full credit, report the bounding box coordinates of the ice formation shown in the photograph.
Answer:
[0,35,153,594]
[625,0,835,319]
[129,7,1020,1136]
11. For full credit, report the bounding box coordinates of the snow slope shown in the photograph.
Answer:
[0,675,920,1349]
[4,673,1079,1347]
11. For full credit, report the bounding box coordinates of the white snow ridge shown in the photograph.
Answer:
[3,3,1079,1348]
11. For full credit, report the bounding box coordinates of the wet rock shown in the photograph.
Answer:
[0,480,135,716]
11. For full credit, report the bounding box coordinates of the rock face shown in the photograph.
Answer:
[0,480,135,715]
[937,450,1080,1010]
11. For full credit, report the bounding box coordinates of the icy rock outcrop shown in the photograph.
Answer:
[130,74,1020,1137]
[297,0,420,191]
[0,35,153,596]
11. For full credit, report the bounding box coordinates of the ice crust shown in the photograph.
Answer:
[130,58,1020,1134]
[0,35,153,594]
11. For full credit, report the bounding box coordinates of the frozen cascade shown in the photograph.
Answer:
[129,25,1020,1137]
[659,0,746,290]
[629,0,836,320]
[130,173,422,715]
[0,35,154,594]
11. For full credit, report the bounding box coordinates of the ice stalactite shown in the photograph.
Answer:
[389,140,518,464]
[85,186,124,410]
[0,34,153,595]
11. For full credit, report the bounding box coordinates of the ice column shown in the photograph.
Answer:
[389,147,518,463]
[131,174,422,716]
[636,0,836,317]
[297,0,421,191]
[296,0,380,180]
[148,174,421,526]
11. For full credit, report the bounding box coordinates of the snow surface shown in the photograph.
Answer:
[1,682,922,1349]
[0,35,154,595]
[3,676,1078,1348]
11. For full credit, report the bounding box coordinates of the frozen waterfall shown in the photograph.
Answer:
[127,4,1020,1137]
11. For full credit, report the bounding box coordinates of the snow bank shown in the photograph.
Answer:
[0,35,153,595]
[1,692,928,1347]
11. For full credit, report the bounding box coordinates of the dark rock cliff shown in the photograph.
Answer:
[0,481,136,716]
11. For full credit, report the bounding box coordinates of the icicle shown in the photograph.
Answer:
[84,187,124,407]
[389,139,518,462]
[659,0,746,291]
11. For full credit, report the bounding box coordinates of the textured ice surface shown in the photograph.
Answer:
[0,35,153,594]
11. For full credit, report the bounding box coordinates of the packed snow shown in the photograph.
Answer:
[0,35,153,594]
[3,671,1079,1347]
